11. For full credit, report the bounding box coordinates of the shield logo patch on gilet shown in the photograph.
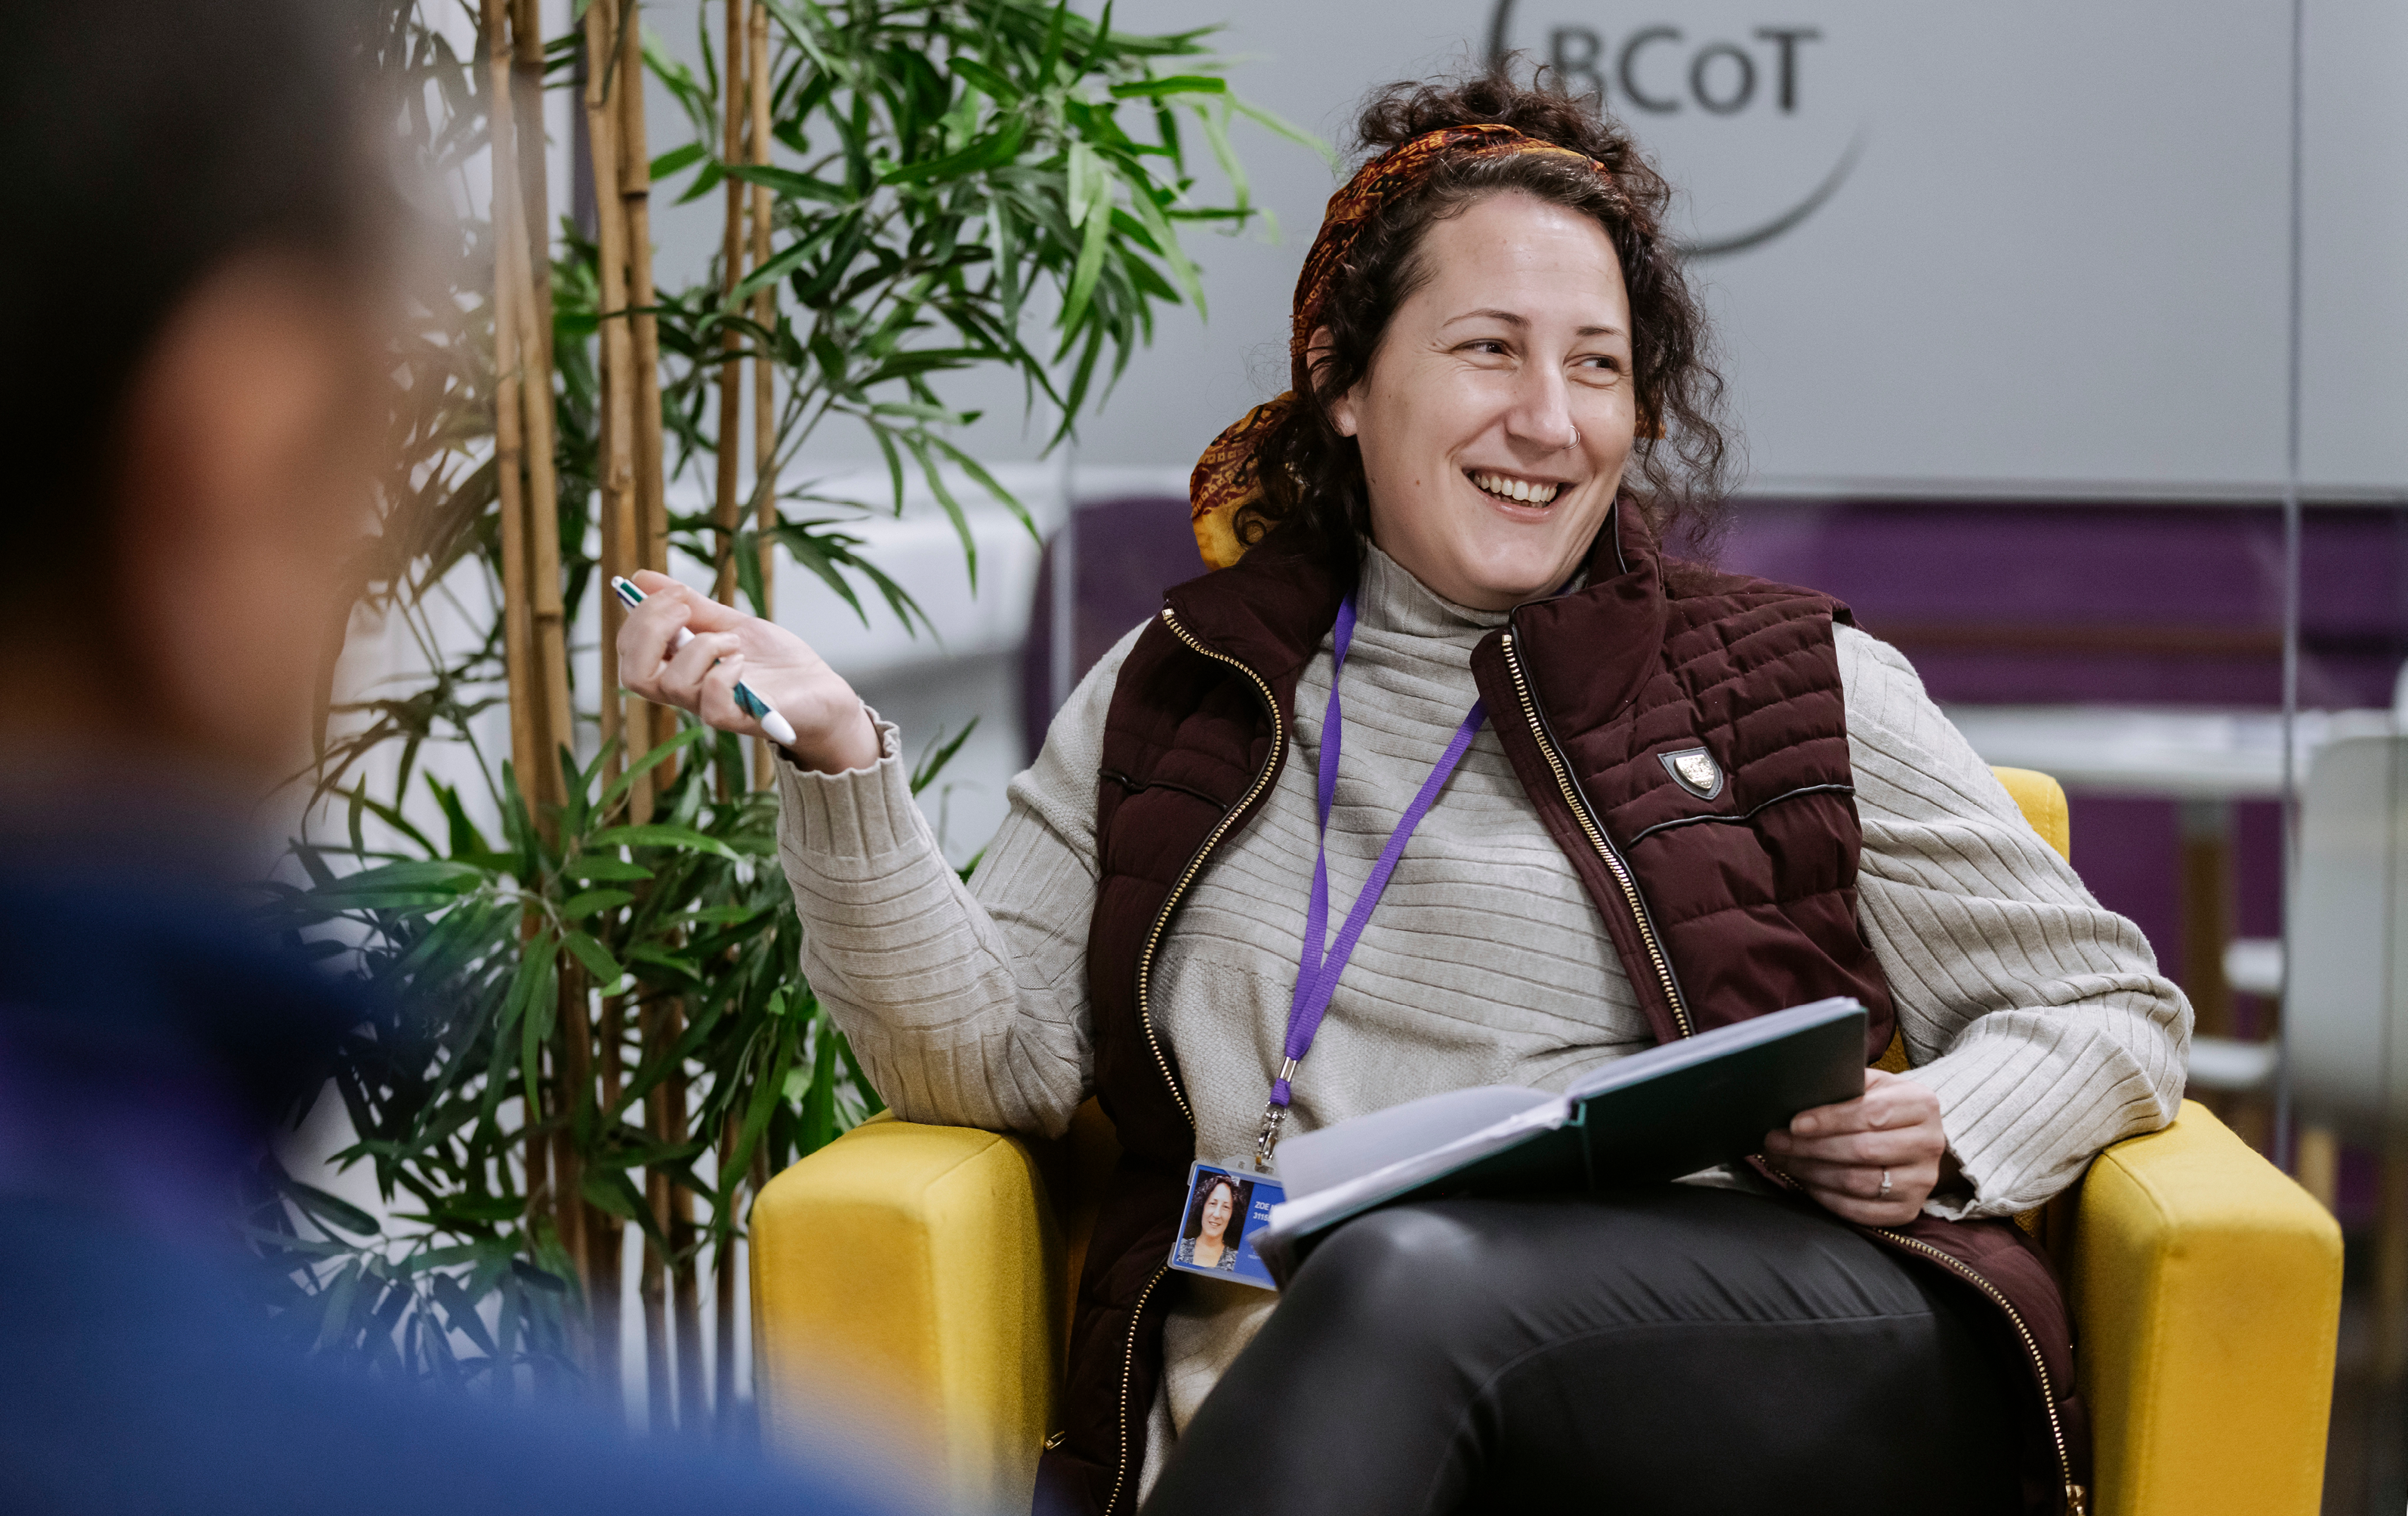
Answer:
[1660,746,1725,801]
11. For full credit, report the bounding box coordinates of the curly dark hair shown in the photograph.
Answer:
[1235,63,1733,573]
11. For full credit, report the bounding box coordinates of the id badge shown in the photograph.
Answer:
[1166,1160,1285,1291]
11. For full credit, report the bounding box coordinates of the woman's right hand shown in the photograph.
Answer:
[615,570,880,773]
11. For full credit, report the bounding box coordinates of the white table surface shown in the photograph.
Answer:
[1942,705,2398,800]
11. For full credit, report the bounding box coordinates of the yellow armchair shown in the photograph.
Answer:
[751,768,2344,1515]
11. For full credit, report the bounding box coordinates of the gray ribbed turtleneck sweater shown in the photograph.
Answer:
[773,544,2190,1484]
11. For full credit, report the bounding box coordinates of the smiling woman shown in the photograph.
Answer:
[1218,75,1729,589]
[622,62,2188,1516]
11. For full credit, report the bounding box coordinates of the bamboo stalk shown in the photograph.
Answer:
[492,0,603,1397]
[511,0,553,377]
[585,0,638,778]
[714,1108,742,1434]
[498,0,594,1362]
[639,997,674,1428]
[582,11,643,1371]
[487,0,572,821]
[585,992,627,1416]
[486,1,560,1394]
[711,0,748,612]
[665,1002,705,1424]
[484,0,541,805]
[551,963,592,1355]
[748,0,776,790]
[618,0,672,820]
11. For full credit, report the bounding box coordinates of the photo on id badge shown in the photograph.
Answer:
[1170,1162,1283,1290]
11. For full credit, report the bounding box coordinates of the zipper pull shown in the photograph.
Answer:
[2064,1482,2088,1516]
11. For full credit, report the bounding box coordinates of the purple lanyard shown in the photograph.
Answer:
[1257,593,1487,1163]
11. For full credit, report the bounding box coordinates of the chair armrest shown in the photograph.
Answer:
[751,1115,1062,1513]
[2067,1100,2342,1516]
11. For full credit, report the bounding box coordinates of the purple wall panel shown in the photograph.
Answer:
[2064,797,2183,978]
[1703,500,2408,710]
[1023,496,2408,1013]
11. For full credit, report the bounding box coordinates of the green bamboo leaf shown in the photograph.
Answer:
[313,1262,363,1354]
[510,1258,569,1293]
[432,1193,525,1226]
[903,432,978,588]
[559,855,653,883]
[910,717,980,795]
[1192,100,1249,215]
[597,725,711,815]
[926,433,1034,536]
[1064,139,1104,233]
[589,823,742,861]
[1232,96,1333,162]
[877,111,1029,186]
[835,1026,886,1118]
[724,161,851,204]
[430,778,495,861]
[430,1274,501,1356]
[520,943,558,1118]
[624,943,707,990]
[794,1018,840,1158]
[280,1177,381,1237]
[315,859,484,896]
[732,211,853,300]
[562,929,625,985]
[649,141,707,180]
[1035,0,1071,88]
[722,1025,796,1192]
[1060,177,1115,335]
[560,889,634,921]
[1119,170,1201,316]
[1108,75,1226,100]
[384,898,494,987]
[947,57,1020,103]
[582,1169,670,1252]
[674,159,726,205]
[399,1242,489,1274]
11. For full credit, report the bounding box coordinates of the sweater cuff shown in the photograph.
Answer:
[1900,1051,2027,1222]
[772,709,923,858]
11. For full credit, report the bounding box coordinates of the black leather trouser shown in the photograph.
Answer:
[1141,1187,2024,1516]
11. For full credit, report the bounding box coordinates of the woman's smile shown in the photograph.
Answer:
[1465,467,1573,510]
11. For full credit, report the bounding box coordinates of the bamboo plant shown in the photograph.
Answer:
[251,0,1309,1428]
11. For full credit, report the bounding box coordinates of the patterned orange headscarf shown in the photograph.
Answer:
[1188,123,1615,568]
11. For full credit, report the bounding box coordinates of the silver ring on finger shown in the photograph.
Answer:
[1878,1169,1893,1200]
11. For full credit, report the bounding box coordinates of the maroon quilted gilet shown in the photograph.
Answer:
[1035,502,2091,1516]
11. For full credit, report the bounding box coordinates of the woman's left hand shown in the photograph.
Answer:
[1762,1070,1952,1226]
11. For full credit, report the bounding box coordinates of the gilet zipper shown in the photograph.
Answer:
[1102,607,1287,1514]
[1102,1264,1171,1516]
[1498,626,1693,1038]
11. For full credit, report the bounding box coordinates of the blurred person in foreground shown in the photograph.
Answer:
[0,3,914,1513]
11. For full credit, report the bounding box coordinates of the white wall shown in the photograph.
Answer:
[605,0,2408,855]
[631,0,2407,500]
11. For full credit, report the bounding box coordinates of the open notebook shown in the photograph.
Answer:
[1252,997,1868,1283]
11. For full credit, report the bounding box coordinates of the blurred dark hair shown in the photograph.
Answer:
[1182,1172,1247,1243]
[0,0,379,593]
[1238,61,1732,572]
